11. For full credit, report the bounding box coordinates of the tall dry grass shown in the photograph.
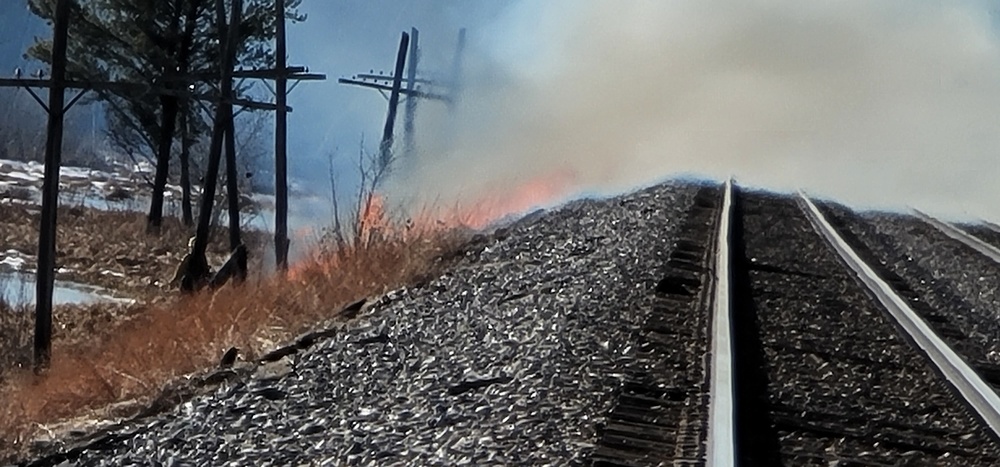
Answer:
[0,294,33,383]
[0,224,463,461]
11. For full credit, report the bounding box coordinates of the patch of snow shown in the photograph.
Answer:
[60,166,93,179]
[133,161,155,174]
[0,256,27,270]
[5,171,40,182]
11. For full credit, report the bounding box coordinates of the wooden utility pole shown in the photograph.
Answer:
[378,32,409,174]
[222,107,247,284]
[449,28,467,108]
[224,104,241,251]
[34,0,71,372]
[403,28,420,160]
[219,0,242,274]
[274,0,289,271]
[339,27,466,170]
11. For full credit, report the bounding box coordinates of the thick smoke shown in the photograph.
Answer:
[399,0,1000,221]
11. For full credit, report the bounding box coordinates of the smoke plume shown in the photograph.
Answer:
[398,0,1000,221]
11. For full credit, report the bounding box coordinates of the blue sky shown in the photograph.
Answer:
[281,1,513,187]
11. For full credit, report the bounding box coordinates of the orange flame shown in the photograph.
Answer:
[283,169,577,281]
[457,169,578,229]
[358,193,388,241]
[285,193,389,283]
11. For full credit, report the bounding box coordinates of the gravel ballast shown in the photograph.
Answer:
[50,182,700,466]
[736,191,998,465]
[824,206,1000,375]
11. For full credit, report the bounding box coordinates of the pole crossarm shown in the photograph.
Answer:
[354,73,439,86]
[0,77,157,92]
[220,65,307,79]
[0,78,285,112]
[289,73,326,81]
[233,66,303,79]
[338,77,451,102]
[155,66,324,82]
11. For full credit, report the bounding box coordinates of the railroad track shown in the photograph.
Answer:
[591,182,1000,466]
[913,210,1000,264]
[590,183,724,466]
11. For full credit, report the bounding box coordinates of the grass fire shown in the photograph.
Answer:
[5,0,1000,465]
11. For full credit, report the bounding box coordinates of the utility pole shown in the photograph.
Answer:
[378,32,409,174]
[339,27,467,172]
[274,0,289,271]
[224,118,239,248]
[449,28,467,108]
[403,28,420,160]
[34,0,71,372]
[265,0,324,272]
[222,104,247,284]
[224,87,243,275]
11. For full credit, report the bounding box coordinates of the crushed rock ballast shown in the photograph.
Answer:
[33,182,700,466]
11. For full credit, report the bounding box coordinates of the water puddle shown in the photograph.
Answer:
[0,272,127,306]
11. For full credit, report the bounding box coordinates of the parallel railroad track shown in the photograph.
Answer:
[593,182,1000,466]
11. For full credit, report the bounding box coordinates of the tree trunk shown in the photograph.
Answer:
[224,106,246,282]
[180,106,193,226]
[146,95,179,233]
[177,0,200,227]
[148,0,201,233]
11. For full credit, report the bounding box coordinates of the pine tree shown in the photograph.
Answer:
[26,0,304,231]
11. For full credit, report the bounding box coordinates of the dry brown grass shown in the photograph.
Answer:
[0,224,463,461]
[0,203,248,300]
[0,297,33,378]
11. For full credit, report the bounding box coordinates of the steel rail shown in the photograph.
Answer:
[913,210,1000,265]
[801,195,1000,439]
[707,179,736,466]
[977,218,1000,237]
